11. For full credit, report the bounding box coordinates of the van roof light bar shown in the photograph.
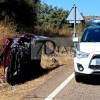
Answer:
[90,19,100,25]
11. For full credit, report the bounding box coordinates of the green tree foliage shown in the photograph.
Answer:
[0,1,87,36]
[37,3,70,29]
[0,0,40,26]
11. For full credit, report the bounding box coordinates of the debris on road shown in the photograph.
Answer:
[52,58,58,63]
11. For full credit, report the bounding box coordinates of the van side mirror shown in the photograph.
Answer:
[72,33,79,42]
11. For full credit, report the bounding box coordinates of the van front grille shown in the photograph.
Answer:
[89,54,100,70]
[90,65,100,69]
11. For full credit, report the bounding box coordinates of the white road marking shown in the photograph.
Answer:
[44,72,74,100]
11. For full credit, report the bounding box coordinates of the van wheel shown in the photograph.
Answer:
[75,73,82,82]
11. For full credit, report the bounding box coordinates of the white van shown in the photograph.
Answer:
[73,19,100,82]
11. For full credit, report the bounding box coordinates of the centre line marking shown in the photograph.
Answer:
[44,72,74,100]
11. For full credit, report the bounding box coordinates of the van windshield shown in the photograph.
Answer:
[81,28,100,42]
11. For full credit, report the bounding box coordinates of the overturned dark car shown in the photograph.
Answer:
[0,33,55,84]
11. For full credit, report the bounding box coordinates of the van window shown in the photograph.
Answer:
[81,28,100,42]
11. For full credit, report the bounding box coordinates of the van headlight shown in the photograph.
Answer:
[76,51,90,58]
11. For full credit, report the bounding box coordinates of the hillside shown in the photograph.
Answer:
[84,16,100,22]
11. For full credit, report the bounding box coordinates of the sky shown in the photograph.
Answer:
[41,0,100,16]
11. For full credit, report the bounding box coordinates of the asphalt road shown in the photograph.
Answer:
[23,63,100,100]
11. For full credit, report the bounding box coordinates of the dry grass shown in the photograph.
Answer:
[0,17,74,100]
[33,26,73,37]
[0,53,73,100]
[0,17,17,53]
[0,67,4,79]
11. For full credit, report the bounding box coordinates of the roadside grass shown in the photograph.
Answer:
[0,17,75,100]
[0,18,17,53]
[0,53,73,100]
[33,26,73,37]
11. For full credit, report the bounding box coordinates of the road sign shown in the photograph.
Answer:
[69,20,80,23]
[66,4,84,35]
[67,4,84,23]
[66,4,84,49]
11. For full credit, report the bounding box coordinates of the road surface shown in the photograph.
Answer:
[23,63,100,100]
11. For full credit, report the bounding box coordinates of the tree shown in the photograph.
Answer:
[0,0,40,26]
[37,3,69,29]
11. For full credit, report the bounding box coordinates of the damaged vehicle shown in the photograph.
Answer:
[0,33,55,83]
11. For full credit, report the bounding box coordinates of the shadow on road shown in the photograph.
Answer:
[81,77,100,85]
